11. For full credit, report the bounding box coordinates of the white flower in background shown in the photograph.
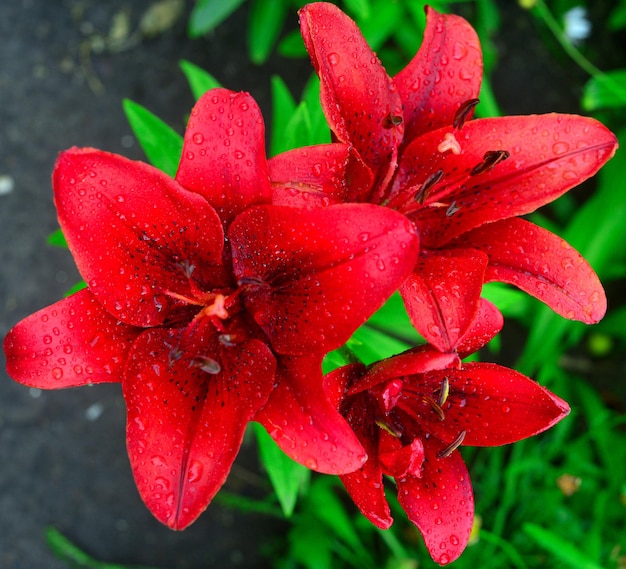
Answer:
[564,6,591,44]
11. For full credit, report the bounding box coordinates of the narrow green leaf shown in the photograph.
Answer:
[48,227,68,248]
[179,59,221,100]
[270,75,297,156]
[64,281,88,297]
[122,99,183,177]
[248,0,289,64]
[357,0,401,51]
[582,69,626,110]
[300,74,331,145]
[289,517,334,569]
[343,0,371,20]
[187,0,246,38]
[45,526,163,569]
[308,477,366,554]
[523,524,605,569]
[348,324,413,365]
[253,422,310,517]
[277,29,307,58]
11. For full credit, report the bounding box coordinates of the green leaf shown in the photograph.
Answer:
[289,517,333,569]
[64,281,88,297]
[348,325,413,365]
[277,29,307,58]
[187,0,246,38]
[253,422,310,517]
[122,99,183,177]
[582,68,626,110]
[523,524,605,569]
[45,526,163,569]
[48,227,68,248]
[248,0,289,64]
[365,291,422,346]
[357,0,401,51]
[308,477,365,554]
[343,0,371,20]
[269,75,297,156]
[179,59,221,100]
[481,283,531,320]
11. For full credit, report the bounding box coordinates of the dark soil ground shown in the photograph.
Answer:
[1,1,623,568]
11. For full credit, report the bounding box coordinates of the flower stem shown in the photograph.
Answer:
[532,0,626,104]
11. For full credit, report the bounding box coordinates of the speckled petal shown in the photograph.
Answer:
[299,3,403,183]
[399,249,488,352]
[4,288,141,388]
[459,217,606,323]
[397,448,474,565]
[53,148,227,327]
[176,88,271,228]
[420,362,570,446]
[124,325,275,529]
[269,143,374,207]
[229,203,419,355]
[394,6,482,142]
[393,115,618,247]
[255,355,367,474]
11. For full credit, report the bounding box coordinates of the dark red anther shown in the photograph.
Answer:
[382,113,403,129]
[453,98,480,130]
[414,169,444,204]
[470,150,510,176]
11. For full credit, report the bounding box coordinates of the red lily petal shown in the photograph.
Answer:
[459,217,607,323]
[349,345,459,396]
[455,298,503,357]
[176,89,271,228]
[399,248,488,352]
[326,364,393,528]
[229,203,419,355]
[4,288,141,388]
[299,3,403,184]
[255,355,367,474]
[397,449,473,565]
[394,6,482,142]
[394,115,618,247]
[269,143,374,208]
[379,437,424,479]
[423,362,570,446]
[53,148,227,328]
[340,457,392,529]
[124,326,275,529]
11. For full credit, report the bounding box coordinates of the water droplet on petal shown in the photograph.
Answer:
[151,455,167,467]
[327,52,340,65]
[52,367,64,380]
[552,141,570,155]
[187,460,204,483]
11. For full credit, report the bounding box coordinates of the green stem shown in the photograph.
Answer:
[532,0,626,103]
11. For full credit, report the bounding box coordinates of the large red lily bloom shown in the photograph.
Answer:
[4,88,419,529]
[271,2,618,352]
[324,319,569,565]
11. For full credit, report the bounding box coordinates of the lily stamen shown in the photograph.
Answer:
[422,396,445,421]
[453,98,480,130]
[437,377,450,407]
[470,150,510,176]
[437,430,466,458]
[376,419,402,437]
[414,169,444,204]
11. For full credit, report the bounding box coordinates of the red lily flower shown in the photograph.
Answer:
[4,88,419,529]
[324,319,569,565]
[271,2,618,351]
